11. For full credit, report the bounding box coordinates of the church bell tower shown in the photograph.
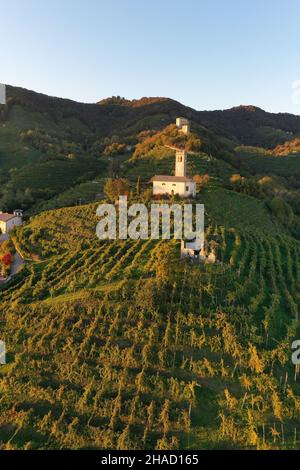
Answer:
[175,149,187,177]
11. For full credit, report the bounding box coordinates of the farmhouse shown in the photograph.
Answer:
[152,118,196,198]
[0,210,23,234]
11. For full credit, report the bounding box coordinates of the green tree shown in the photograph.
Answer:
[104,178,130,201]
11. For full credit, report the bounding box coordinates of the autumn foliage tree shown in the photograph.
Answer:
[194,174,210,191]
[104,178,130,201]
[2,253,12,266]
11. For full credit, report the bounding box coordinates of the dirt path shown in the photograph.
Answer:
[10,251,24,275]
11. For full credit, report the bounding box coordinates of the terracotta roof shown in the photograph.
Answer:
[152,175,195,183]
[0,212,17,223]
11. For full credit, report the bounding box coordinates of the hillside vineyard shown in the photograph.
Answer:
[0,86,300,450]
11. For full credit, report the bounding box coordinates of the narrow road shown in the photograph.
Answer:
[10,251,24,275]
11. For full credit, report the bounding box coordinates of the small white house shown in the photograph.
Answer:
[0,210,23,234]
[181,238,205,260]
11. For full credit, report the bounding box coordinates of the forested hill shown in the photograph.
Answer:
[197,106,300,148]
[2,84,300,218]
[2,85,191,137]
[3,85,300,147]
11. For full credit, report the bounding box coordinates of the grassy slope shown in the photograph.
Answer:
[0,189,300,450]
[0,96,108,213]
[238,151,300,178]
[202,188,279,232]
[0,127,40,170]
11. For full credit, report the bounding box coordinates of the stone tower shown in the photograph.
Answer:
[176,117,190,136]
[175,149,187,177]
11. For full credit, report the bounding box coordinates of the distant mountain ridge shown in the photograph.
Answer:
[3,84,300,147]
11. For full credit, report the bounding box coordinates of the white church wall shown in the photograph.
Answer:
[183,182,196,198]
[153,181,186,196]
[153,180,196,198]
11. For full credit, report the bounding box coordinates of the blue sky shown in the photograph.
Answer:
[1,0,300,113]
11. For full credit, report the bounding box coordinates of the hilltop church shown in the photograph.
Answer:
[152,118,196,198]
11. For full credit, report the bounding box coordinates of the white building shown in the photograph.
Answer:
[0,210,23,234]
[181,238,217,263]
[181,238,205,260]
[152,118,196,198]
[152,175,196,198]
[176,117,190,136]
[0,84,6,105]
